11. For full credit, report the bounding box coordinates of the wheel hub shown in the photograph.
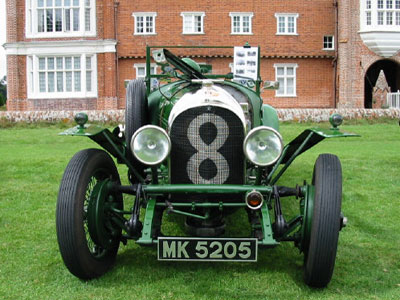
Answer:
[87,179,121,249]
[300,184,314,253]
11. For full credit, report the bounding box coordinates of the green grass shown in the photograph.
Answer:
[1,121,400,299]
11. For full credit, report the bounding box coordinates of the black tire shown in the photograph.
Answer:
[304,154,342,288]
[56,149,122,280]
[125,79,148,178]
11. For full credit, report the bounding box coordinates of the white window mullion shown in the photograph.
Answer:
[27,56,33,94]
[189,15,194,32]
[27,0,32,35]
[274,63,298,97]
[61,5,65,32]
[89,55,96,94]
[32,0,37,35]
[63,57,67,93]
[45,66,48,93]
[374,0,378,25]
[34,56,38,94]
[285,17,289,34]
[81,55,85,94]
[284,74,287,95]
[79,0,85,35]
[91,0,96,33]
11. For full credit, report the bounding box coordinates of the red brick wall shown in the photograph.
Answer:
[6,0,18,42]
[117,0,335,58]
[27,98,98,110]
[117,56,334,109]
[115,0,336,109]
[6,55,28,111]
[262,58,334,108]
[97,52,118,110]
[6,0,340,111]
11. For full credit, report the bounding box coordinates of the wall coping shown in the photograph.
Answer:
[1,109,399,123]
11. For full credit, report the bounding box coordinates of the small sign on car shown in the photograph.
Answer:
[233,46,259,81]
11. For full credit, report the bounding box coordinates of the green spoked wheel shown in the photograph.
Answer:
[56,149,123,280]
[303,154,342,288]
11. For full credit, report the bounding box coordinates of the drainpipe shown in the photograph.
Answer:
[333,0,338,108]
[114,1,120,103]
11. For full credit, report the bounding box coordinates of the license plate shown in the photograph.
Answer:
[157,237,258,262]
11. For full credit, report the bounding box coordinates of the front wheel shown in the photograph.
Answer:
[125,79,148,180]
[303,154,342,288]
[56,149,123,280]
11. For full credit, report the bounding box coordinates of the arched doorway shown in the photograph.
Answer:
[364,59,400,108]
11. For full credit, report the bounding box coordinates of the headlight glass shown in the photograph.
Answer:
[131,125,171,166]
[243,126,283,166]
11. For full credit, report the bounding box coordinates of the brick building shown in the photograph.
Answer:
[4,0,400,111]
[338,0,400,108]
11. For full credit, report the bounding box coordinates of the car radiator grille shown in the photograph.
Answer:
[170,106,244,186]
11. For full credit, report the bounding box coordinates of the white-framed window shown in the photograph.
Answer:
[25,0,96,38]
[132,12,157,35]
[27,54,97,98]
[134,63,158,79]
[275,13,299,35]
[181,12,205,34]
[274,63,298,97]
[323,36,335,50]
[229,12,254,34]
[361,0,400,29]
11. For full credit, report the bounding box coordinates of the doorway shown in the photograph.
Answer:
[364,59,400,108]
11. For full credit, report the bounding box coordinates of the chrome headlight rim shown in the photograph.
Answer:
[243,126,284,167]
[130,125,171,166]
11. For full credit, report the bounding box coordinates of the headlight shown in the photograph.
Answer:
[131,125,171,166]
[243,126,283,166]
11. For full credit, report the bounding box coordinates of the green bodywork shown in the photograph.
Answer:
[60,125,145,182]
[60,45,358,251]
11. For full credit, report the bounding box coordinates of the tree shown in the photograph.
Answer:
[0,76,6,107]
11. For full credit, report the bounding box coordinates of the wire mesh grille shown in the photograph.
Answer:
[170,106,244,185]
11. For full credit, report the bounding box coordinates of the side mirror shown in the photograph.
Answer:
[263,81,279,90]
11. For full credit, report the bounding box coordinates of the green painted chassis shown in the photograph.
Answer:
[61,122,357,247]
[60,45,358,249]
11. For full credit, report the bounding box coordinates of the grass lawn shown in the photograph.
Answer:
[0,120,399,299]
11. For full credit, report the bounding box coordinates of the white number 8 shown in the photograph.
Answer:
[186,113,229,184]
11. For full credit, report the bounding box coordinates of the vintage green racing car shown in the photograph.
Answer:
[56,45,357,287]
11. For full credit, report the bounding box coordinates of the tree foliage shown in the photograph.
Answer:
[0,76,6,107]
